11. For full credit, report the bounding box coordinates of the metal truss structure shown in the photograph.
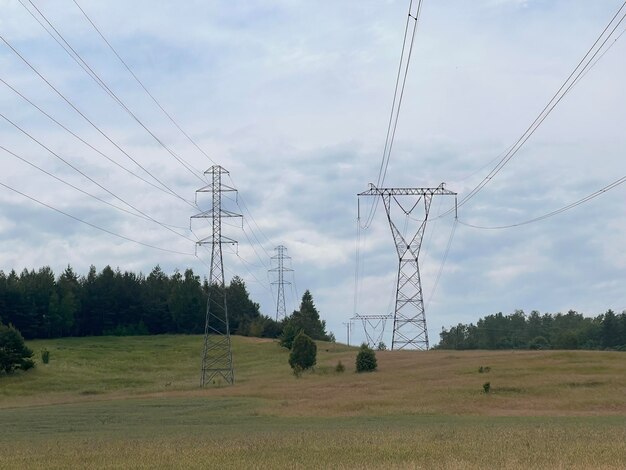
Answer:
[351,313,393,349]
[358,183,456,350]
[191,165,241,386]
[269,245,293,321]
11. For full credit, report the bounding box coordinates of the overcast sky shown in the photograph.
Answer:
[0,0,624,346]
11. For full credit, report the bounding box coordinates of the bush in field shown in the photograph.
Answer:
[0,323,35,374]
[289,332,317,373]
[356,343,377,372]
[41,349,50,364]
[483,382,491,394]
[335,360,345,373]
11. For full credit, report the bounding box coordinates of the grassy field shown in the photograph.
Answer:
[1,335,625,468]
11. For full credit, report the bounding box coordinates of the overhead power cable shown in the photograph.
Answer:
[0,77,190,203]
[18,0,205,183]
[425,218,458,310]
[0,144,188,232]
[70,0,218,167]
[0,112,195,243]
[0,34,195,208]
[458,173,626,230]
[0,180,193,256]
[362,0,425,230]
[451,2,626,213]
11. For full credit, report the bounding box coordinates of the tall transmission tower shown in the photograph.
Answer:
[358,183,457,350]
[191,165,241,386]
[269,245,293,321]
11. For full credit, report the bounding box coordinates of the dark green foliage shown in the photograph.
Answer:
[104,322,149,336]
[41,348,50,364]
[483,382,491,394]
[377,341,387,351]
[288,332,317,372]
[246,316,283,339]
[280,290,329,349]
[279,321,300,350]
[529,336,550,350]
[0,322,35,374]
[0,265,270,341]
[335,360,345,373]
[437,309,626,351]
[356,343,377,372]
[478,366,491,373]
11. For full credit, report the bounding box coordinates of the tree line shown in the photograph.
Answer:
[436,309,626,351]
[0,265,282,340]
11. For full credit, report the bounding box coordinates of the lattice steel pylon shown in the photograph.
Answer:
[269,245,293,321]
[351,314,393,349]
[358,183,457,350]
[191,165,241,386]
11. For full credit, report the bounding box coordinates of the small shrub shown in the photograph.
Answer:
[335,360,345,373]
[377,341,387,351]
[356,343,377,373]
[41,349,50,364]
[483,382,491,394]
[478,366,491,373]
[289,332,317,373]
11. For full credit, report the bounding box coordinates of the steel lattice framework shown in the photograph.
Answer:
[269,245,293,321]
[358,183,456,350]
[191,165,241,386]
[351,314,393,349]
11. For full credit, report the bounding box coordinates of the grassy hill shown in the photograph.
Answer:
[1,335,625,468]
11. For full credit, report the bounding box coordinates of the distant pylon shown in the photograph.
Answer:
[269,245,293,321]
[351,313,393,349]
[191,165,241,386]
[358,183,457,350]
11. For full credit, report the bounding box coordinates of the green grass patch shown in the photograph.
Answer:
[1,336,625,468]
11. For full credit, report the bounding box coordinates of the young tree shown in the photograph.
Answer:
[0,322,35,374]
[280,290,329,348]
[356,343,377,372]
[288,331,317,373]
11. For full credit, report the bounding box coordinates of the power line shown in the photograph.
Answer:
[362,0,425,230]
[452,2,626,213]
[70,0,218,168]
[458,173,626,230]
[0,180,193,256]
[0,77,192,204]
[0,112,195,243]
[0,144,189,232]
[425,218,458,311]
[0,33,194,208]
[18,0,205,183]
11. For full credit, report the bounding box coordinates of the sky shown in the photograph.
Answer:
[0,0,625,346]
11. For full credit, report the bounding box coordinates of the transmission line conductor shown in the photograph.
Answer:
[191,165,241,387]
[358,182,457,351]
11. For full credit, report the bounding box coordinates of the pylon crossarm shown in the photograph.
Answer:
[358,183,456,197]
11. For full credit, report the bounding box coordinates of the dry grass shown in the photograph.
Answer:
[1,335,625,468]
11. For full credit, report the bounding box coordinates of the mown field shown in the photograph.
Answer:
[1,335,625,469]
